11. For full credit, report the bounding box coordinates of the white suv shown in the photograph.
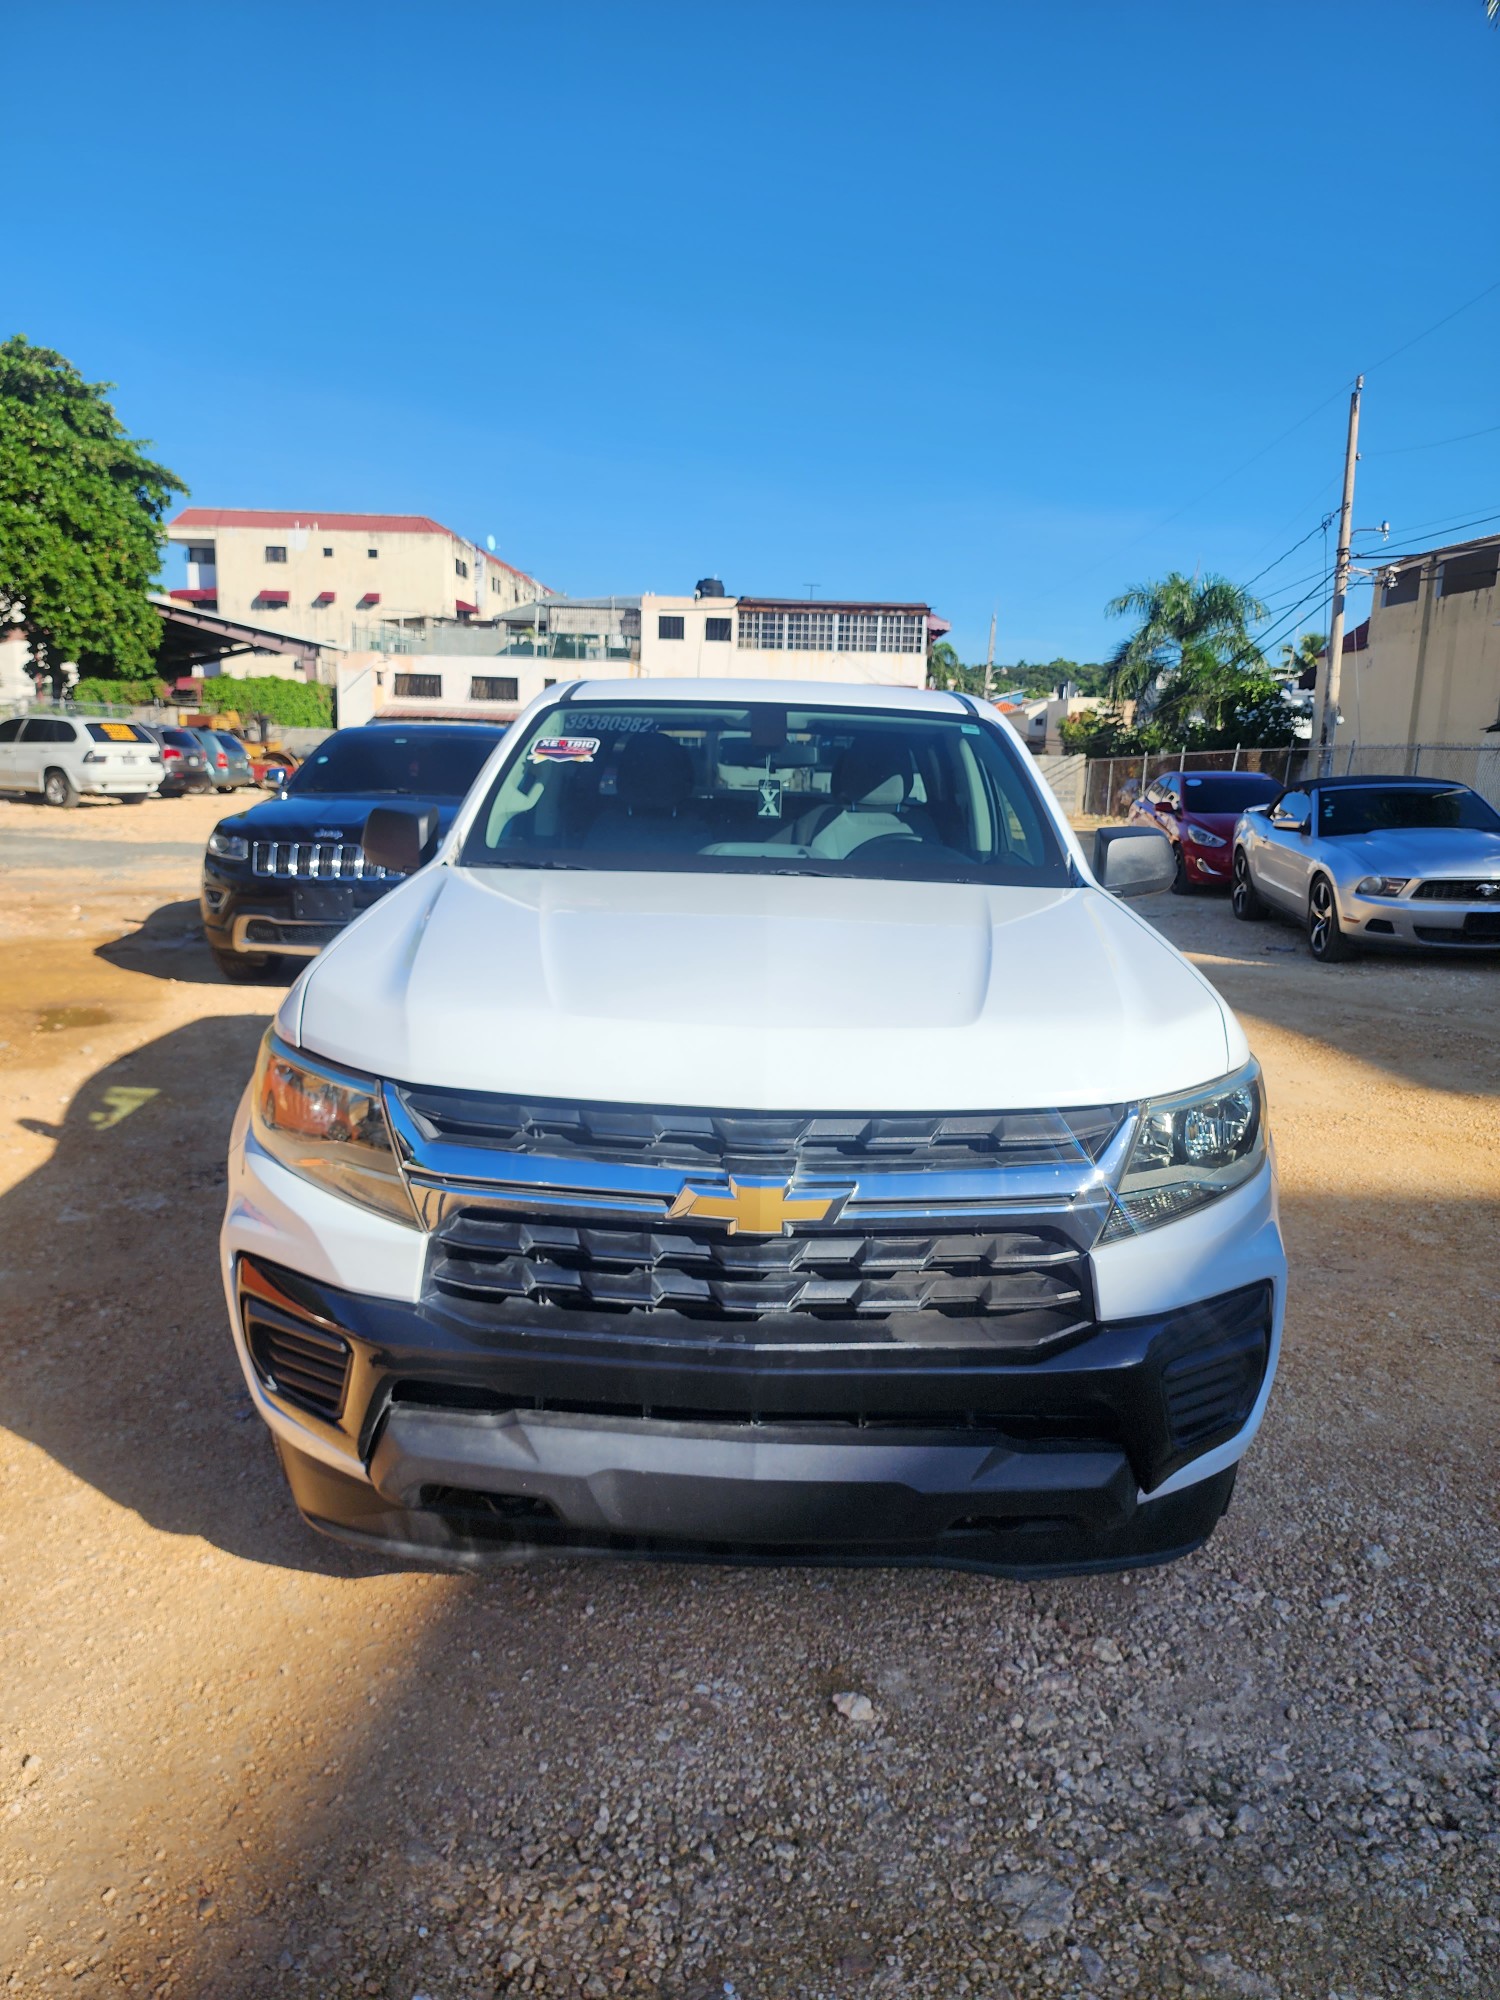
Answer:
[222,680,1285,1575]
[0,714,163,805]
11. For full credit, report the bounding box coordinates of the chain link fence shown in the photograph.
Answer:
[1327,742,1500,809]
[1085,741,1500,817]
[1084,746,1303,818]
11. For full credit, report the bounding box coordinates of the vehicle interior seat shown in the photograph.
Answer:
[585,733,709,851]
[779,742,938,857]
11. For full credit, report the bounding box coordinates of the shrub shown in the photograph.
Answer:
[71,676,168,707]
[196,677,334,728]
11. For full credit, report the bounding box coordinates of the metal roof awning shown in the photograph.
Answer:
[169,587,219,603]
[149,593,342,678]
[455,598,477,616]
[257,589,290,605]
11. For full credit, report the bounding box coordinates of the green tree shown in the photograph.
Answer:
[926,639,963,687]
[1105,572,1268,704]
[0,335,185,680]
[1277,630,1326,682]
[1058,705,1140,756]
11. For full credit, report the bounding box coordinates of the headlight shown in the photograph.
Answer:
[1183,823,1227,848]
[1355,875,1410,898]
[1102,1062,1265,1239]
[249,1031,418,1226]
[208,830,249,861]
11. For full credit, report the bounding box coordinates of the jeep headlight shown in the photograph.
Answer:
[208,830,249,861]
[1103,1062,1265,1239]
[249,1031,418,1225]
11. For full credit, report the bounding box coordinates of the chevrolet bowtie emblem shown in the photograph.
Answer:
[668,1178,837,1236]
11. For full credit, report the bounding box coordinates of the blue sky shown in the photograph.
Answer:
[7,2,1500,664]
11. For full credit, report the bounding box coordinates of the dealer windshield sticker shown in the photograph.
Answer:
[98,722,137,741]
[530,736,601,765]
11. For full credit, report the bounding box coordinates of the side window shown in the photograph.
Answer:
[1273,789,1311,827]
[0,717,21,742]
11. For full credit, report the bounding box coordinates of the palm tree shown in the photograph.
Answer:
[1277,631,1327,683]
[1105,572,1268,705]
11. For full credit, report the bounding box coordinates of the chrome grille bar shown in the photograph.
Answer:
[252,840,394,880]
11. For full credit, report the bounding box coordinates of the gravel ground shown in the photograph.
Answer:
[0,803,1497,2000]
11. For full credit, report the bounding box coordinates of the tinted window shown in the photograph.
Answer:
[213,732,246,752]
[1318,785,1500,837]
[288,728,502,798]
[162,729,200,748]
[23,718,73,743]
[0,718,21,742]
[1179,774,1281,812]
[460,699,1070,886]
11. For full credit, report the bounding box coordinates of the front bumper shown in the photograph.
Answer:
[201,866,398,957]
[1341,888,1500,948]
[221,1114,1285,1572]
[1182,842,1230,885]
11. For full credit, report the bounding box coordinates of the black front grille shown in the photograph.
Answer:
[428,1209,1093,1346]
[245,1304,351,1420]
[1414,914,1500,942]
[1412,879,1500,901]
[396,1087,1126,1176]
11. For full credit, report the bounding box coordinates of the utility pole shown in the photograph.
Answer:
[1316,375,1363,777]
[983,605,996,701]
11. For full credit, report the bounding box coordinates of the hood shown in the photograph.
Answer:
[1328,827,1500,880]
[216,793,467,841]
[290,866,1238,1112]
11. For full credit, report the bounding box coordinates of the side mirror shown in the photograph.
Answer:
[1093,824,1176,898]
[363,804,440,875]
[1271,813,1310,835]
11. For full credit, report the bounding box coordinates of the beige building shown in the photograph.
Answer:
[1320,533,1500,750]
[166,509,546,676]
[638,590,939,686]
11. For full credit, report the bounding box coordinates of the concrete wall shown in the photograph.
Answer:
[639,595,927,687]
[336,652,604,726]
[1328,546,1500,749]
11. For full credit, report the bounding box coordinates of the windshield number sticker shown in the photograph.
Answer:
[757,777,783,819]
[531,736,601,765]
[564,713,663,735]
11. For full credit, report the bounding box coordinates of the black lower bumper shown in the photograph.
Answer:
[278,1431,1238,1576]
[239,1259,1270,1573]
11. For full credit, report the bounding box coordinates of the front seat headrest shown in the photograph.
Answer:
[616,732,695,814]
[832,741,914,811]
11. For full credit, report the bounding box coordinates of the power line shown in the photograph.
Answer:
[1364,274,1500,378]
[1366,418,1500,457]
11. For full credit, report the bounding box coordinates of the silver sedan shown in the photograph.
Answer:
[1230,776,1500,961]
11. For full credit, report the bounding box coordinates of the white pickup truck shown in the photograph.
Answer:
[222,679,1284,1575]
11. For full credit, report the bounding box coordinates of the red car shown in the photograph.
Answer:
[1129,769,1282,892]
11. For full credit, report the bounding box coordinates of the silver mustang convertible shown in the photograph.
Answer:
[1230,775,1500,961]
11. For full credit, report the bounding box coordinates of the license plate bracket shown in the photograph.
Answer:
[293,885,354,922]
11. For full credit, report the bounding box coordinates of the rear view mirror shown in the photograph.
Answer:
[1093,825,1176,898]
[363,804,440,876]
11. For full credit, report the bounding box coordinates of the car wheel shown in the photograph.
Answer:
[1231,851,1267,921]
[119,792,147,806]
[211,946,276,983]
[1169,844,1193,895]
[43,767,78,809]
[1307,874,1352,962]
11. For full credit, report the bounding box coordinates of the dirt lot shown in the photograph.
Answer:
[1,791,1497,2000]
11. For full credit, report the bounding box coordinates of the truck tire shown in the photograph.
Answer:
[43,767,78,809]
[211,946,276,984]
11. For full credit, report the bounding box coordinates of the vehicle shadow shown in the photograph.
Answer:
[93,897,297,987]
[1,1016,385,1575]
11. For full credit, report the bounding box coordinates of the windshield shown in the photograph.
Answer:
[288,728,502,799]
[1318,785,1500,837]
[1178,774,1280,813]
[458,699,1071,885]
